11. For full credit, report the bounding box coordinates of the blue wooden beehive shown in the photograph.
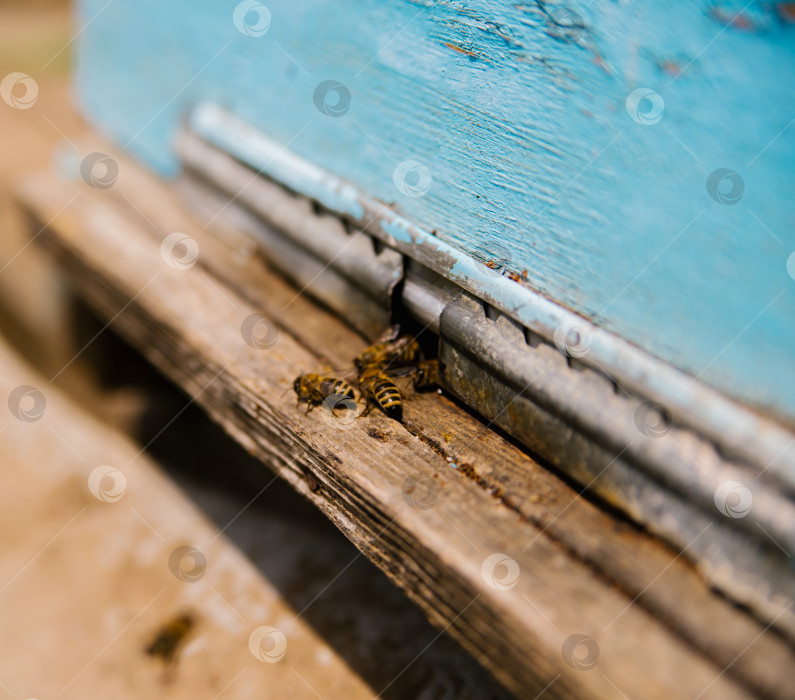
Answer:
[73,0,795,643]
[76,0,795,422]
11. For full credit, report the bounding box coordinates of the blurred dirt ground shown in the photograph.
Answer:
[0,5,512,699]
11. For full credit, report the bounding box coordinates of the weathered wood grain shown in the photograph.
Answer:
[15,163,793,698]
[104,146,795,699]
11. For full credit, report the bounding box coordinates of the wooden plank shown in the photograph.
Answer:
[74,0,795,423]
[108,144,795,698]
[15,165,790,699]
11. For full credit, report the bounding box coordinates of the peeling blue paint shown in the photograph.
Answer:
[75,0,795,423]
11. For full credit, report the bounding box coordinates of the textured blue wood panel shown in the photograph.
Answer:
[75,0,795,422]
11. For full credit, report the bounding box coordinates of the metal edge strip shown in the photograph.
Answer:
[186,102,795,491]
[440,294,795,556]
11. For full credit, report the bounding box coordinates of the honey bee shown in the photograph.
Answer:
[413,359,440,392]
[293,373,355,413]
[359,364,403,420]
[355,326,422,372]
[388,360,440,392]
[145,612,195,664]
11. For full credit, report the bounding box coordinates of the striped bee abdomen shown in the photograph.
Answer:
[359,365,403,420]
[318,377,354,400]
[294,373,356,412]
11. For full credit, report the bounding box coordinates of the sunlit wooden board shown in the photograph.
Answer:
[14,158,795,699]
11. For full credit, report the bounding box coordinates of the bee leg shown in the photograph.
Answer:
[305,403,315,415]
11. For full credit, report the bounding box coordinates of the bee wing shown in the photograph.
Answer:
[373,324,401,344]
[391,335,418,353]
[384,366,416,378]
[329,366,359,380]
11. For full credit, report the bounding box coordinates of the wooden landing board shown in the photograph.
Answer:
[15,160,794,699]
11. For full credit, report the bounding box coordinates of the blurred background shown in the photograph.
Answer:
[1,0,78,373]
